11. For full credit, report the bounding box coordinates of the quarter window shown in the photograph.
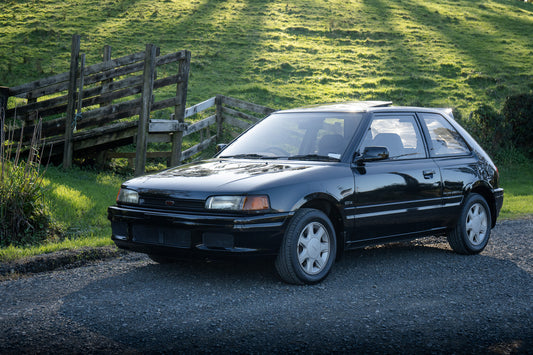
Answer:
[359,115,426,160]
[421,113,470,156]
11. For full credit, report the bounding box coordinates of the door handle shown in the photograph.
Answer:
[423,170,436,179]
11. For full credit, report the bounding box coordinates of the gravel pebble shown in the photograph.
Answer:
[1,218,532,354]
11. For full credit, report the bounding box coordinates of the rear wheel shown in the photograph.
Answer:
[275,208,336,285]
[447,193,491,255]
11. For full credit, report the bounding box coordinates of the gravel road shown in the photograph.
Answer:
[1,218,532,354]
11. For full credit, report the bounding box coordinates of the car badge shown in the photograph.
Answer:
[165,200,175,206]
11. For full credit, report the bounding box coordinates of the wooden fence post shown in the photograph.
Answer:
[215,94,224,141]
[135,43,157,177]
[63,34,81,170]
[170,50,191,167]
[100,45,112,108]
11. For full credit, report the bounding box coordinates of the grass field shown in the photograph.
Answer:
[1,0,532,113]
[0,0,532,260]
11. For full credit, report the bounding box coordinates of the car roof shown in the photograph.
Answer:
[277,101,453,118]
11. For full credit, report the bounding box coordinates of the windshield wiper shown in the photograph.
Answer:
[219,153,280,159]
[287,154,341,162]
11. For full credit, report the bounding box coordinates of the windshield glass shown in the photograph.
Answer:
[218,112,364,161]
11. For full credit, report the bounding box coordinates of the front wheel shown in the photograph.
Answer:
[447,193,491,255]
[275,208,337,285]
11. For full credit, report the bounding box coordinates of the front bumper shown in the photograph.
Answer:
[107,205,293,257]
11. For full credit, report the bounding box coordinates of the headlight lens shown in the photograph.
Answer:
[205,195,270,211]
[117,188,139,204]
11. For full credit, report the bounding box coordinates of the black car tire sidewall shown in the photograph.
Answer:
[276,208,337,285]
[448,193,491,255]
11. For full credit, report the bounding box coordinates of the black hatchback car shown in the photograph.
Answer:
[108,101,504,284]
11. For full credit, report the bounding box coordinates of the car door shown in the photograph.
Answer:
[349,113,443,242]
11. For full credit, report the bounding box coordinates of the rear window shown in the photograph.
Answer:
[421,113,470,157]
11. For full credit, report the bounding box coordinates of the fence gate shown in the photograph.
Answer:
[0,34,191,176]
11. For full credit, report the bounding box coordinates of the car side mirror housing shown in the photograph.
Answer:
[358,146,389,164]
[216,144,227,153]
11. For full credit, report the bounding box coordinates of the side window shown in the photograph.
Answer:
[359,115,426,160]
[421,113,470,157]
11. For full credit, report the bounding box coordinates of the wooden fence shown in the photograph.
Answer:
[0,35,275,176]
[104,94,276,169]
[0,35,190,175]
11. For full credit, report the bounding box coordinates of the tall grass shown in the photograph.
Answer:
[0,110,55,247]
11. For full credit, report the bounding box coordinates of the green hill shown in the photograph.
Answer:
[1,0,532,114]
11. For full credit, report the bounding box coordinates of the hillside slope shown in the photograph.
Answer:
[1,0,532,113]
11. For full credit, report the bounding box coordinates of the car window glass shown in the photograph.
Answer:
[218,112,363,159]
[421,113,470,156]
[360,116,426,160]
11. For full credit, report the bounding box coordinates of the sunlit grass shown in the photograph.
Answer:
[1,0,531,112]
[498,162,533,220]
[0,165,124,261]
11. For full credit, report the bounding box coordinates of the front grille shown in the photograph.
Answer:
[139,196,205,212]
[131,224,191,248]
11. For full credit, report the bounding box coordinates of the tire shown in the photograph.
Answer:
[148,254,178,264]
[447,193,491,255]
[275,208,337,285]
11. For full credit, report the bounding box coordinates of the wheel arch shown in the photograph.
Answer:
[299,196,346,259]
[468,182,497,228]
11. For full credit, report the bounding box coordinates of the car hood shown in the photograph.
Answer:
[123,159,320,197]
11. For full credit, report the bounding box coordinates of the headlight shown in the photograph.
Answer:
[117,188,139,204]
[205,195,270,211]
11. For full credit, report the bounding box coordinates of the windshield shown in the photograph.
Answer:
[218,112,364,161]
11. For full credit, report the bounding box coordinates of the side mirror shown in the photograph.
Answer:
[216,144,227,153]
[359,146,389,163]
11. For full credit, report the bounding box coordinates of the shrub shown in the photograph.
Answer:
[501,93,533,158]
[0,112,53,247]
[468,104,511,154]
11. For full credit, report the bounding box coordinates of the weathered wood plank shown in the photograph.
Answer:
[81,97,141,121]
[220,95,275,116]
[12,80,70,100]
[8,81,142,121]
[63,34,80,169]
[148,120,184,133]
[222,113,252,130]
[11,74,143,119]
[82,51,145,77]
[155,50,188,66]
[181,136,216,161]
[9,72,70,97]
[100,45,113,108]
[216,94,223,139]
[148,114,216,135]
[171,50,190,166]
[185,114,216,135]
[12,50,185,100]
[45,120,137,144]
[152,96,180,111]
[221,106,260,123]
[184,97,215,118]
[83,61,144,87]
[74,126,138,151]
[135,44,157,176]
